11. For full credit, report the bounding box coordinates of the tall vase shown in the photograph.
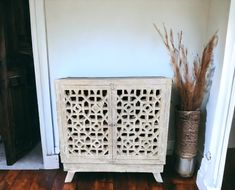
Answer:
[175,110,200,177]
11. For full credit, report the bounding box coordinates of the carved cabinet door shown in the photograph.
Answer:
[112,85,167,164]
[57,85,113,163]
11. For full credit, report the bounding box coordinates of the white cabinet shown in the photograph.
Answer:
[55,77,172,182]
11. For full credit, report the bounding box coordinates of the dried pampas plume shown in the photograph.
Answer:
[154,24,218,111]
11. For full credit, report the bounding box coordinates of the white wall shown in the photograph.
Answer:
[44,0,216,151]
[202,0,230,154]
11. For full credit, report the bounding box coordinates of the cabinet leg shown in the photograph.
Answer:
[153,173,163,183]
[65,171,76,183]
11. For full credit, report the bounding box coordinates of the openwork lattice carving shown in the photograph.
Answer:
[114,88,162,159]
[62,88,111,158]
[56,78,172,184]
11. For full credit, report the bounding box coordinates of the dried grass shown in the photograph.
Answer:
[154,25,218,111]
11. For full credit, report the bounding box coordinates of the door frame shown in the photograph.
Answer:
[29,0,59,169]
[197,0,235,189]
[28,0,235,181]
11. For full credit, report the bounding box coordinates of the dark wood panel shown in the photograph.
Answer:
[0,0,40,165]
[3,0,32,59]
[0,68,40,165]
[222,148,235,190]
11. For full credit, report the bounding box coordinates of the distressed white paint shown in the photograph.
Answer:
[56,77,172,183]
[197,0,235,189]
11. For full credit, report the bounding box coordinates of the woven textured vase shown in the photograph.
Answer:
[175,110,201,177]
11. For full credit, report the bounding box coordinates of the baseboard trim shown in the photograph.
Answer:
[43,154,59,169]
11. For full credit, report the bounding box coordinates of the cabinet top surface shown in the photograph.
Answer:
[55,76,172,85]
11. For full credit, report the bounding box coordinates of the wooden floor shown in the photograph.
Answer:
[0,150,234,190]
[0,158,198,190]
[1,148,232,189]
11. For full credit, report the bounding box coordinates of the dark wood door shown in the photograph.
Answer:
[0,0,40,165]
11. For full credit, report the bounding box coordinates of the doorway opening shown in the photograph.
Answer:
[0,0,43,169]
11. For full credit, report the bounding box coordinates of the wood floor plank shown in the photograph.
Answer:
[62,182,77,190]
[132,173,149,190]
[147,174,165,190]
[0,172,8,190]
[0,159,200,190]
[0,170,9,190]
[77,172,114,190]
[95,173,114,190]
[51,170,66,190]
[174,184,198,190]
[0,170,199,190]
[114,173,129,190]
[170,176,197,185]
[92,180,113,190]
[114,173,151,190]
[0,170,6,181]
[0,170,21,190]
[8,170,36,190]
[77,172,100,190]
[29,170,57,190]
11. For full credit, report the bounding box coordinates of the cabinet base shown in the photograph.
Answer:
[153,172,163,183]
[64,170,163,183]
[64,163,164,184]
[65,171,76,183]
